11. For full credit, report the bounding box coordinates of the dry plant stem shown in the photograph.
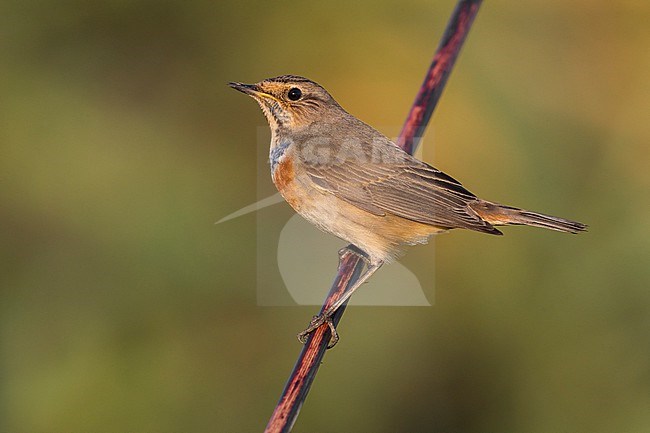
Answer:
[264,1,483,432]
[398,0,483,154]
[264,248,366,433]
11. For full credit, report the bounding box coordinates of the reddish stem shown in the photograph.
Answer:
[398,0,483,154]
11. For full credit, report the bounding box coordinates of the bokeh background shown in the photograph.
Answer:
[2,1,649,432]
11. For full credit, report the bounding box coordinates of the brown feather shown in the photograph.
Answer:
[300,132,502,235]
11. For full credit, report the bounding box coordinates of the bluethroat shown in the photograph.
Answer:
[229,75,586,346]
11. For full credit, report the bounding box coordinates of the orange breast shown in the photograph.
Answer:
[273,157,294,189]
[272,157,301,209]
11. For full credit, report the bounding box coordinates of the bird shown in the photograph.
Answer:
[229,75,586,346]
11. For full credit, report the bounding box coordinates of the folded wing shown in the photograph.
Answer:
[306,158,502,235]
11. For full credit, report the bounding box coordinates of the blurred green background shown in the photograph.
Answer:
[2,1,649,432]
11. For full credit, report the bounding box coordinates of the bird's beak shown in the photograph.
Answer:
[228,82,280,103]
[228,82,259,95]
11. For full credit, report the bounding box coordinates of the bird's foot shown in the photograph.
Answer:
[297,313,339,348]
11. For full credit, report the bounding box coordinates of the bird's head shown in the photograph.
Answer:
[229,75,342,132]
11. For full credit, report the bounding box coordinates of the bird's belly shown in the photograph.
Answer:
[272,160,443,263]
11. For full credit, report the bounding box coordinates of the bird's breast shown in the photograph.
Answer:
[271,145,305,211]
[272,157,295,193]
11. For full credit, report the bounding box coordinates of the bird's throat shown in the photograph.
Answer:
[257,98,290,132]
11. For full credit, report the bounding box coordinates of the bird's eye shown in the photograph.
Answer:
[287,87,302,101]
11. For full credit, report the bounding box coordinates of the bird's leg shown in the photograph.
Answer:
[297,257,383,348]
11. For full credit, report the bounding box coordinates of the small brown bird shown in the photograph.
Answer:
[230,75,586,345]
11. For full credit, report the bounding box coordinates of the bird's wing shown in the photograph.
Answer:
[305,159,502,234]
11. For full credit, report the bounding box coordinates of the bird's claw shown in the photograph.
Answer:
[297,314,339,348]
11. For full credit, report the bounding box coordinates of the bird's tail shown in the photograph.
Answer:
[470,200,587,234]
